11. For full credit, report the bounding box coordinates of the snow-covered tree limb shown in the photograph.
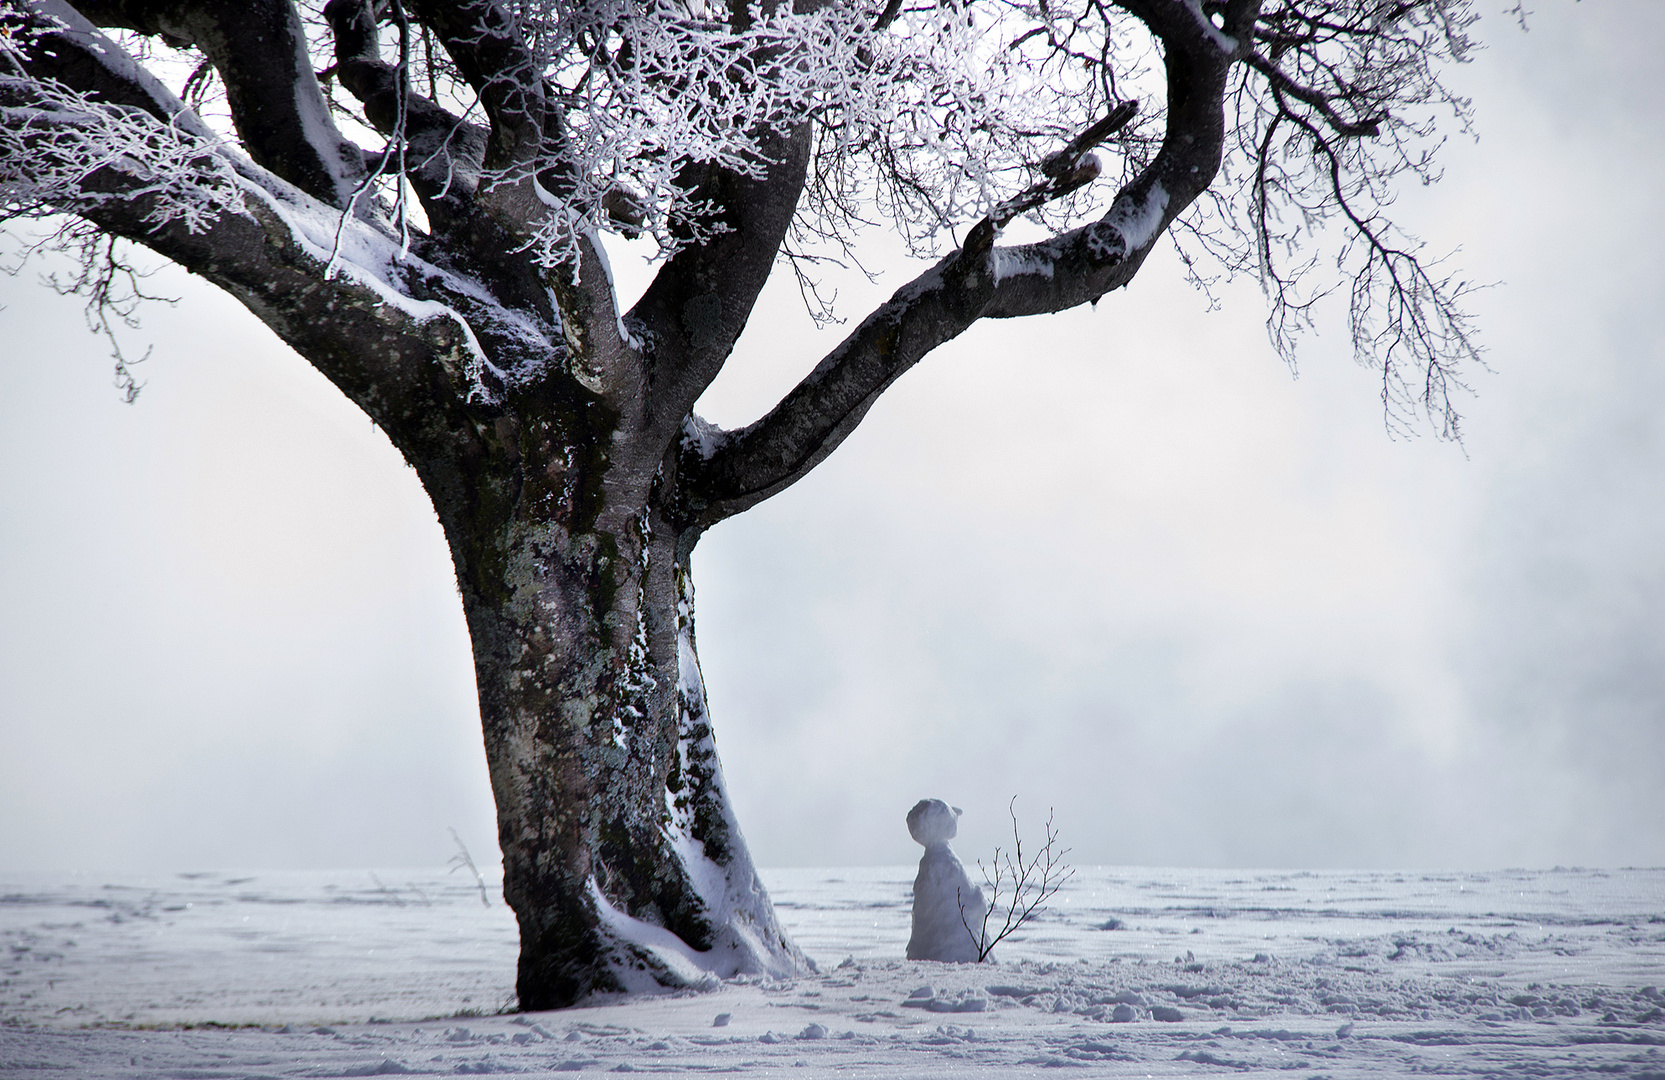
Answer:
[671,0,1251,526]
[68,0,369,207]
[2,1,548,438]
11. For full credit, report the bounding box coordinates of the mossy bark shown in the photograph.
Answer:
[412,413,800,1011]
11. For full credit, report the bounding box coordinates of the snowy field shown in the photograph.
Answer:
[3,865,1663,1078]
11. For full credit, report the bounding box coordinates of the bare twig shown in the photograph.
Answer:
[960,798,1074,962]
[448,827,493,908]
[38,231,175,403]
[368,870,408,907]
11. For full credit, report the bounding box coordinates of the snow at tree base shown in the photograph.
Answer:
[906,799,988,963]
[3,866,1663,1076]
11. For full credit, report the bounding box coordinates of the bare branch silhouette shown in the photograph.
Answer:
[961,799,1074,962]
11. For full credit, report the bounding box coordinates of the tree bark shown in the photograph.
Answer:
[472,536,805,1008]
[414,401,805,1008]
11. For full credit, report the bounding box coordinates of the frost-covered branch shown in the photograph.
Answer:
[672,14,1241,527]
[2,3,551,430]
[1,1,242,232]
[66,0,370,208]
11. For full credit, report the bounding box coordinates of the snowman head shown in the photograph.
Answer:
[906,798,962,845]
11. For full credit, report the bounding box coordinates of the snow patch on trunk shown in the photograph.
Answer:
[679,414,730,460]
[1106,181,1169,251]
[243,183,503,397]
[645,572,807,985]
[1180,0,1239,55]
[584,226,644,350]
[1089,181,1170,262]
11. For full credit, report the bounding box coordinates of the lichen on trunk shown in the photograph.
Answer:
[441,458,802,1008]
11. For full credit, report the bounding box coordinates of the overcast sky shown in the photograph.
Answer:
[3,1,1661,875]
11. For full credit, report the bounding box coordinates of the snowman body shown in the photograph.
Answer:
[904,799,987,963]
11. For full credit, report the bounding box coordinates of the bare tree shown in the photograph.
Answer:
[961,799,1075,962]
[1,0,1484,1008]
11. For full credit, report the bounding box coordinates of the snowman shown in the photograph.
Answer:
[905,798,988,962]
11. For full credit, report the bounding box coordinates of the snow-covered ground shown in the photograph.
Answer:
[3,865,1662,1077]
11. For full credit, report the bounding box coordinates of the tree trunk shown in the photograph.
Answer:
[418,430,804,1010]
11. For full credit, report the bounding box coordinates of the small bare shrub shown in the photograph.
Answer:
[961,798,1074,962]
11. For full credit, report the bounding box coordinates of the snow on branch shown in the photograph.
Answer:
[4,0,1490,448]
[0,27,243,234]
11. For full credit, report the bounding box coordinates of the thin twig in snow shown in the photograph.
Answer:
[449,827,493,908]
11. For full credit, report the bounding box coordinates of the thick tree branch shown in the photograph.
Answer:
[674,1,1251,527]
[322,0,489,232]
[667,185,1164,528]
[668,241,1001,529]
[627,124,813,442]
[5,2,516,448]
[403,0,548,175]
[72,0,371,209]
[7,0,212,135]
